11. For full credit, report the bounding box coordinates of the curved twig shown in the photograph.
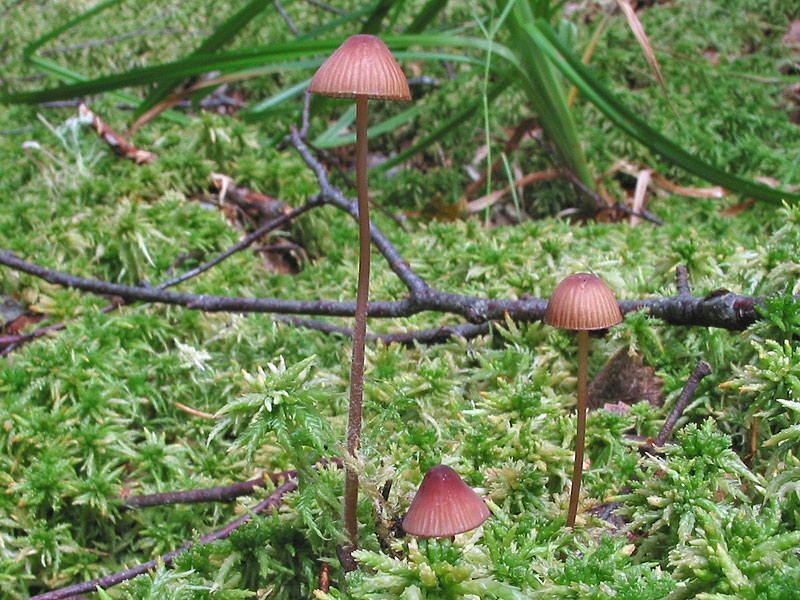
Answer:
[28,480,297,600]
[122,470,295,508]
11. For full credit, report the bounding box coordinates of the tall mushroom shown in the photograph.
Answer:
[544,273,622,527]
[308,35,410,550]
[402,464,490,538]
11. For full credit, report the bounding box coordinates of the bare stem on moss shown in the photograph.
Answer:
[566,329,589,528]
[343,94,370,552]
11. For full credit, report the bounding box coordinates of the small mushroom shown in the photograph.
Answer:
[544,273,622,527]
[402,464,490,538]
[309,34,410,550]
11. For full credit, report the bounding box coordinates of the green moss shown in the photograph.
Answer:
[1,0,800,598]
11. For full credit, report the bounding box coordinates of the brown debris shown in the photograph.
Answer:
[79,103,156,164]
[210,174,290,224]
[588,348,663,410]
[783,21,800,48]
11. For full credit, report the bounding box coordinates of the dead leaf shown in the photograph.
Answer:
[211,174,290,223]
[588,348,663,410]
[783,21,800,48]
[79,103,156,164]
[703,46,719,66]
[615,0,678,117]
[719,199,756,216]
[0,296,26,329]
[630,168,652,227]
[466,169,563,213]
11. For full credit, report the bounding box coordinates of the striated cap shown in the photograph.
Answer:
[544,273,623,331]
[308,34,411,101]
[402,465,490,538]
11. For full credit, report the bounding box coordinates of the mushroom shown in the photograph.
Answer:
[308,34,410,549]
[402,464,490,538]
[544,273,622,527]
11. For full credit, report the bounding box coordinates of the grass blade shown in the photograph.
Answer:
[134,0,275,119]
[23,0,125,58]
[361,0,399,34]
[614,0,677,117]
[407,0,449,33]
[27,56,190,125]
[530,20,799,205]
[372,77,512,174]
[506,2,593,190]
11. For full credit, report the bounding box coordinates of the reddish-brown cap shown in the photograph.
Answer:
[308,34,411,101]
[402,465,490,538]
[544,273,623,331]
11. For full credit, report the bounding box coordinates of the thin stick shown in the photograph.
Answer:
[0,250,785,330]
[274,0,300,36]
[173,401,215,419]
[654,360,712,447]
[343,94,370,552]
[28,480,297,600]
[566,329,589,528]
[123,471,295,508]
[675,265,690,295]
[156,198,321,289]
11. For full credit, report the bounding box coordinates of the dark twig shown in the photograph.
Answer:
[0,115,792,339]
[0,298,122,355]
[274,0,301,35]
[0,250,790,332]
[28,480,297,600]
[601,203,665,226]
[654,360,713,447]
[123,458,343,508]
[165,251,205,278]
[290,125,430,296]
[33,459,343,599]
[156,197,322,289]
[299,90,311,139]
[123,470,296,508]
[675,265,690,295]
[302,0,345,15]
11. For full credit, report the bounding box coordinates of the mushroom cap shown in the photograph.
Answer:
[308,34,411,101]
[544,273,623,331]
[402,465,490,538]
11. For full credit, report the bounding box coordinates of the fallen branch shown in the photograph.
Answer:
[28,479,297,600]
[0,249,784,333]
[122,458,343,508]
[31,458,344,599]
[275,315,492,344]
[122,470,296,508]
[654,360,713,447]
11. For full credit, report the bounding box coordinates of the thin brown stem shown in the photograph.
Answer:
[567,329,589,528]
[654,360,712,447]
[343,94,370,553]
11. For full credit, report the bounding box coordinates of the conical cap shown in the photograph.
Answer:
[402,465,490,538]
[544,273,623,330]
[308,34,410,101]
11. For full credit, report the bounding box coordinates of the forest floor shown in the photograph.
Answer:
[1,1,800,599]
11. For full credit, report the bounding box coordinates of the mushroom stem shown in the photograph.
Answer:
[343,93,370,549]
[566,328,589,528]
